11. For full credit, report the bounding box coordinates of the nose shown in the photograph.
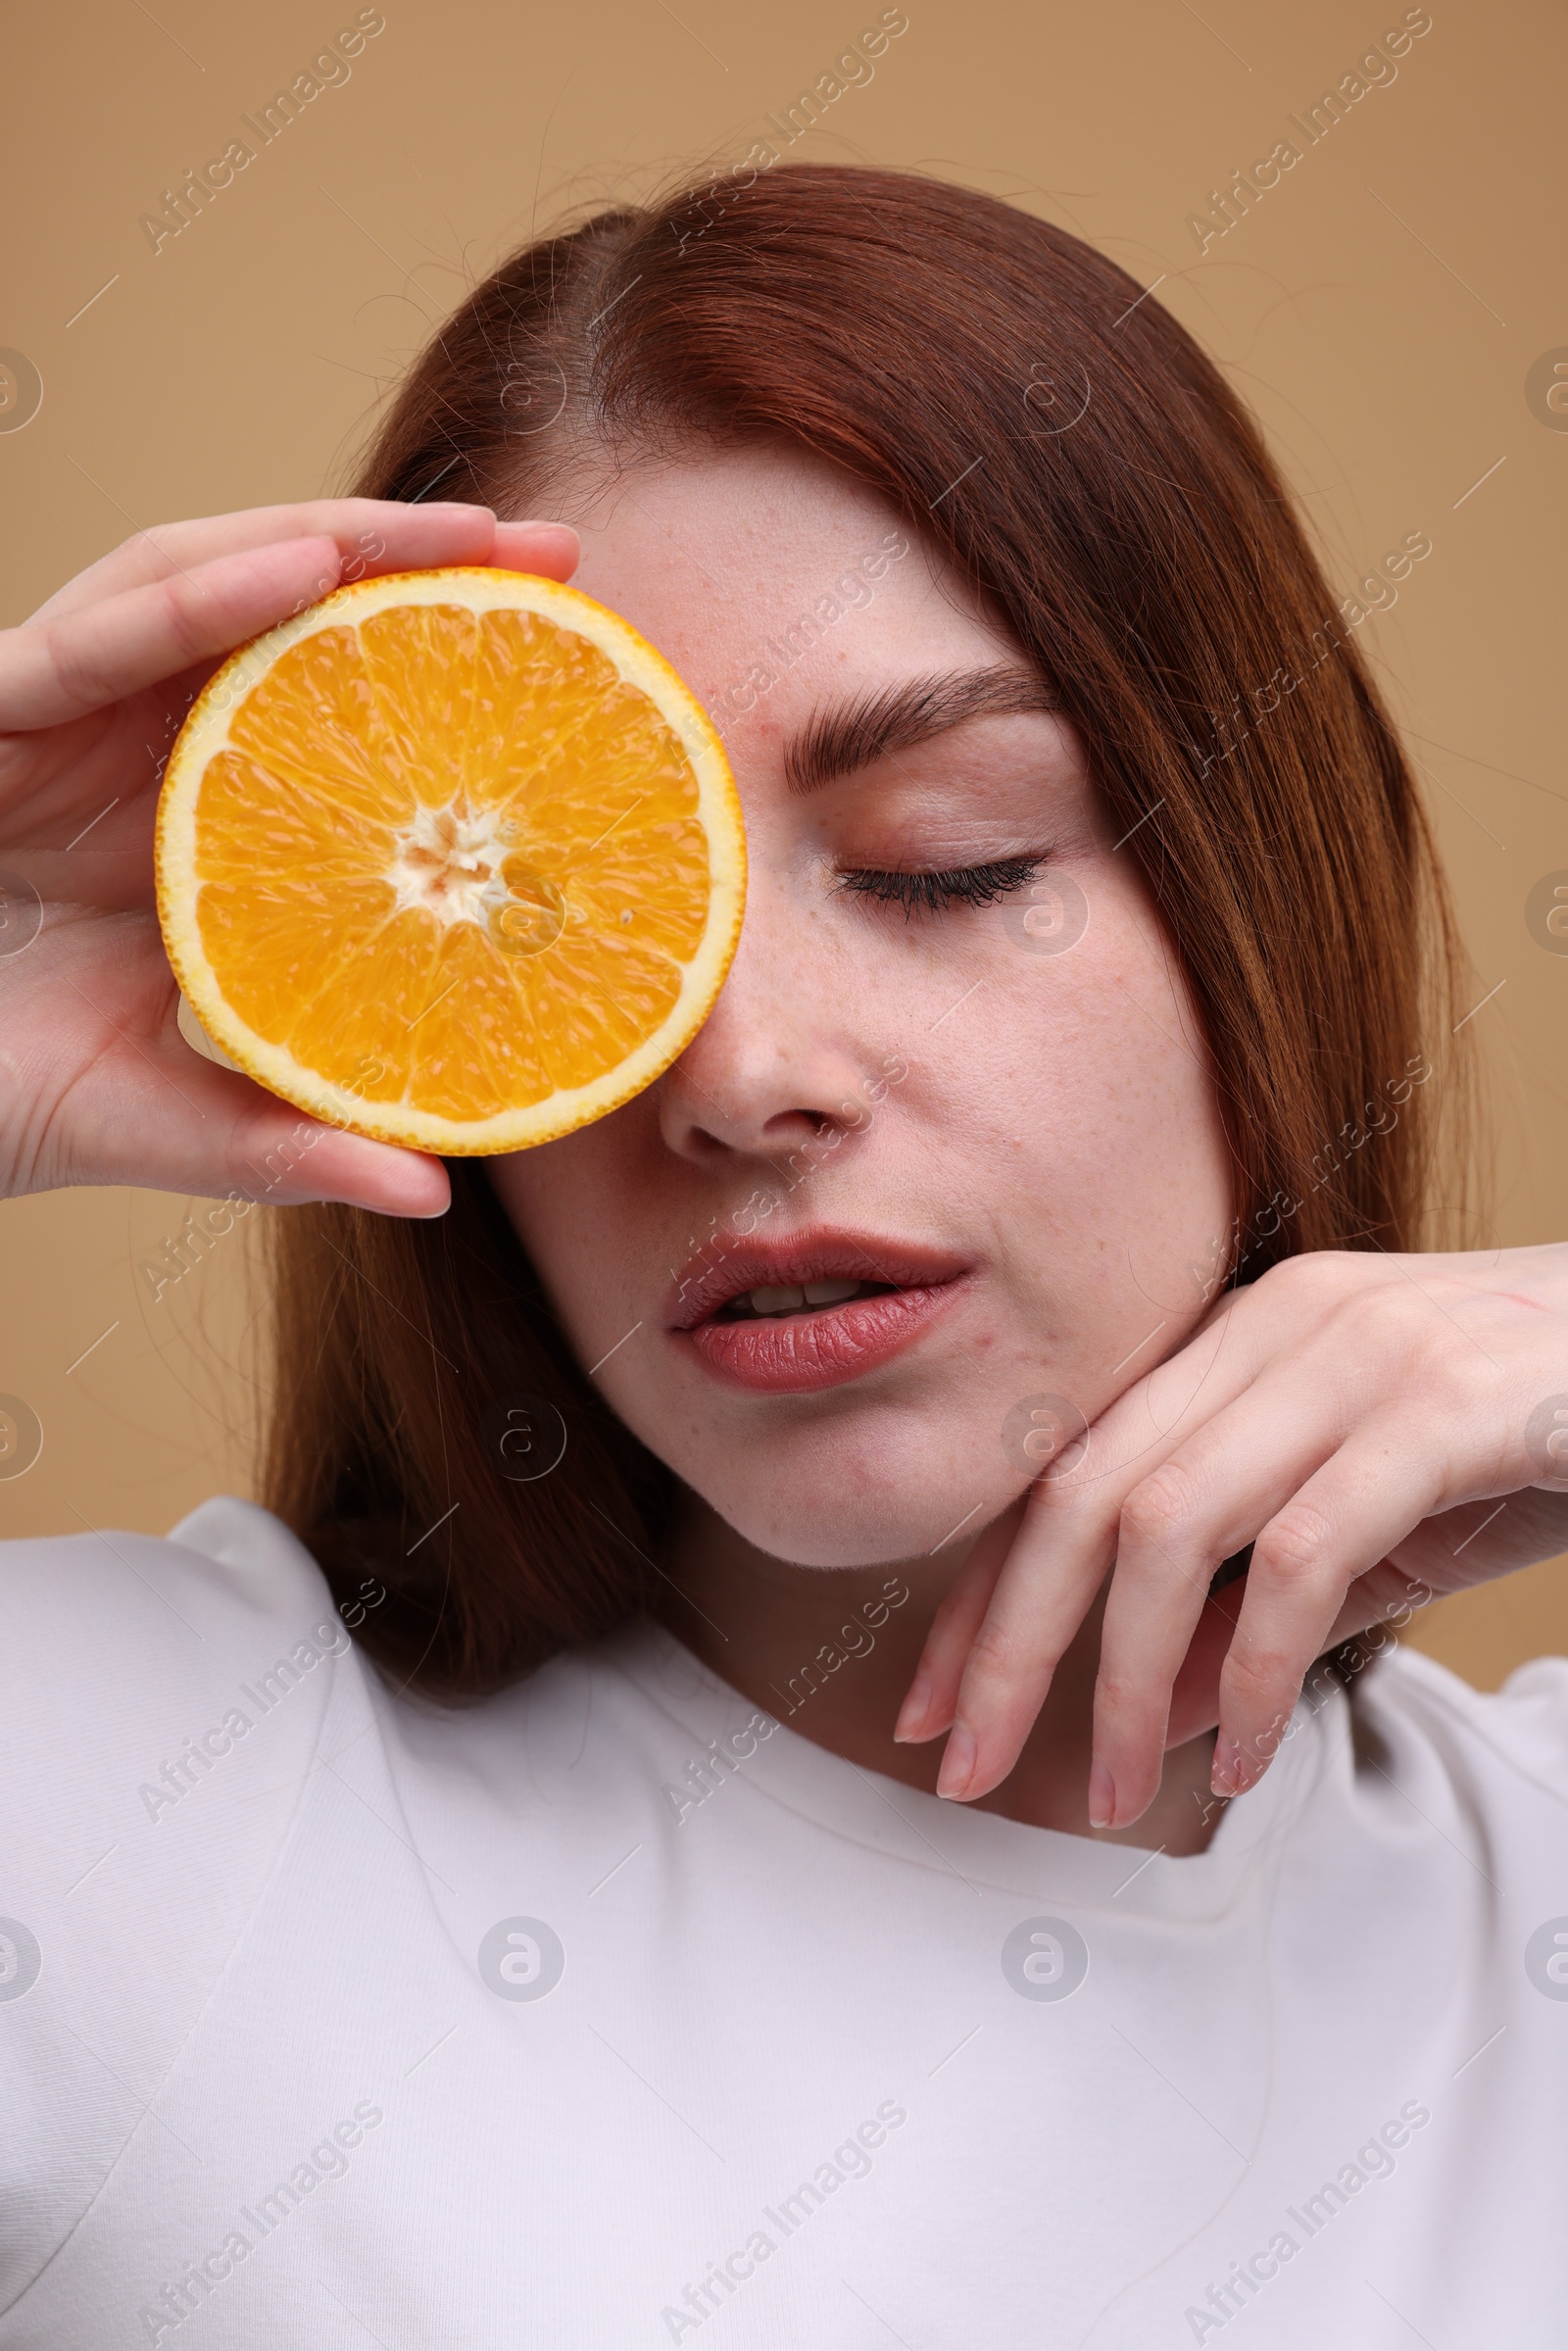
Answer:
[658,883,872,1167]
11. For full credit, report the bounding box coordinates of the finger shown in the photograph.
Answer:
[490,519,580,578]
[893,1503,1020,1743]
[1162,1554,1429,1770]
[933,1310,1267,1801]
[10,520,587,733]
[30,499,509,618]
[51,1027,450,1216]
[7,537,346,729]
[6,925,447,1214]
[1162,1576,1350,1789]
[1378,1478,1568,1597]
[1211,1423,1446,1797]
[934,1481,1116,1798]
[228,1111,450,1217]
[1163,1526,1497,1761]
[1091,1369,1353,1828]
[1165,1581,1249,1750]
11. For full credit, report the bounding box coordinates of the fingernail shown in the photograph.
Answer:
[893,1674,931,1742]
[1211,1734,1241,1798]
[1087,1757,1116,1831]
[340,1192,449,1219]
[936,1722,976,1800]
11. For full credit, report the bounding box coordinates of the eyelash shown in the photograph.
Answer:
[836,856,1042,918]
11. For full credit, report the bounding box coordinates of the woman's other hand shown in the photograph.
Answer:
[896,1246,1568,1826]
[0,501,577,1213]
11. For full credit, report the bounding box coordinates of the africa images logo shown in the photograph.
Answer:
[1183,9,1433,255]
[138,11,386,256]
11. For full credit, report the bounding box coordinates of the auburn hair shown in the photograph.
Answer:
[264,163,1470,1697]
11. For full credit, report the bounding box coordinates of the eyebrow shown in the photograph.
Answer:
[784,666,1058,796]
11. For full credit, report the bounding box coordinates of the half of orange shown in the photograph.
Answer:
[156,569,745,1152]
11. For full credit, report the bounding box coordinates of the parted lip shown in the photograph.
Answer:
[665,1227,972,1333]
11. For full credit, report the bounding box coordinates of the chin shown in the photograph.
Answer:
[666,1407,1027,1569]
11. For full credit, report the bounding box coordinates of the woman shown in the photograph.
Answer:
[3,166,1565,2347]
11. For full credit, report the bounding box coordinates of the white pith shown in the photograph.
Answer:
[388,801,518,929]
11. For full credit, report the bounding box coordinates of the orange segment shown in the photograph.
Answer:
[228,627,415,830]
[155,568,745,1152]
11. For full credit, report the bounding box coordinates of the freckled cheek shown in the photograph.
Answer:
[917,918,1222,1267]
[489,1137,649,1333]
[917,957,1123,1151]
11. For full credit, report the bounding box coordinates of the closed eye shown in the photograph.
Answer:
[836,856,1042,917]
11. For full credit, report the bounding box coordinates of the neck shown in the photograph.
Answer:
[656,1493,1224,1856]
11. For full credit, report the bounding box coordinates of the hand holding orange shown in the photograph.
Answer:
[0,505,743,1222]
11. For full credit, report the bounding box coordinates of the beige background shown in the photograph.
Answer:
[1,0,1564,1685]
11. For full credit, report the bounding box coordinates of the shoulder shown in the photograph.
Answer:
[1,1494,342,1693]
[0,1502,367,2300]
[0,1494,351,1838]
[1362,1641,1568,1798]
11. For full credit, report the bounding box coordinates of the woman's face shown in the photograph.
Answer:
[490,444,1234,1567]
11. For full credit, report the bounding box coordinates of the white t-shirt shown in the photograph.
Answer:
[3,1497,1567,2349]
